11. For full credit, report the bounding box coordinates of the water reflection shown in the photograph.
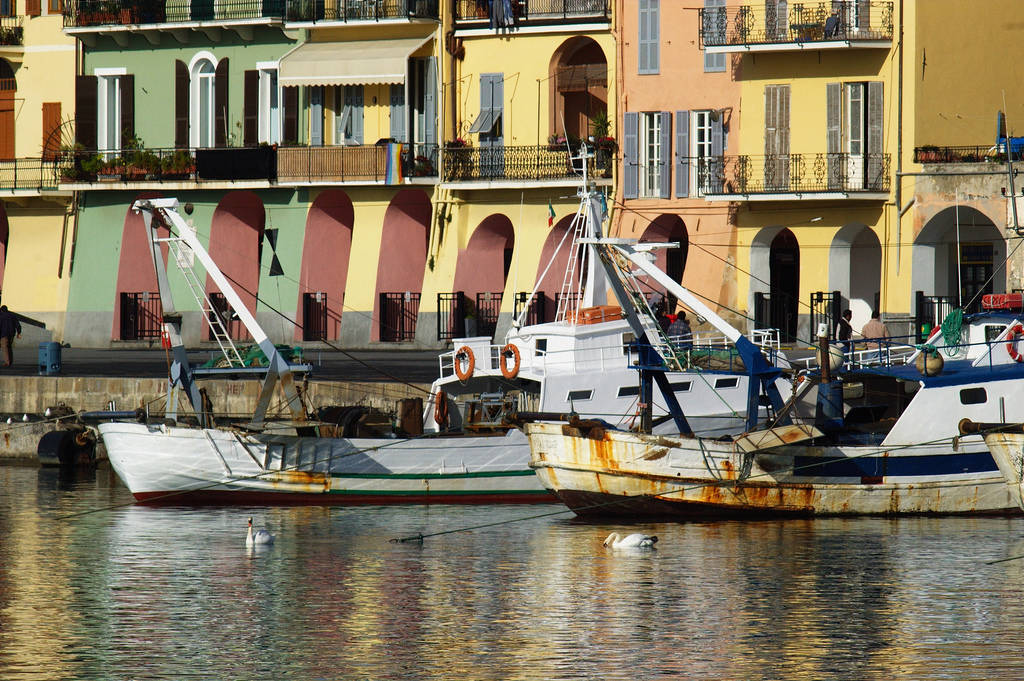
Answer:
[2,466,1024,679]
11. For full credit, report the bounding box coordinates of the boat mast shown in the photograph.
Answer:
[133,199,307,428]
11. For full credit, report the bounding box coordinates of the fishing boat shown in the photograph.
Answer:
[99,146,786,504]
[960,417,1024,511]
[525,236,1024,517]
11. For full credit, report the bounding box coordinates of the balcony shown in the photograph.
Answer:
[442,144,612,186]
[284,0,438,23]
[699,1,892,53]
[276,143,438,184]
[63,0,285,37]
[0,157,64,195]
[452,0,609,30]
[0,16,23,46]
[914,145,1018,164]
[58,146,277,187]
[697,153,890,201]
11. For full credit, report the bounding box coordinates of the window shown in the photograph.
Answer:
[640,112,662,198]
[336,85,363,145]
[703,0,726,72]
[960,388,987,405]
[191,58,216,148]
[258,68,280,145]
[670,381,692,392]
[618,381,691,398]
[826,81,883,190]
[0,0,11,16]
[715,377,739,389]
[638,0,659,74]
[97,74,123,154]
[535,338,547,356]
[48,0,62,12]
[310,85,324,146]
[567,389,593,402]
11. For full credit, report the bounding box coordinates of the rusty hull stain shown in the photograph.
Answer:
[270,470,329,491]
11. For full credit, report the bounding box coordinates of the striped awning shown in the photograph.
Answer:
[278,36,432,88]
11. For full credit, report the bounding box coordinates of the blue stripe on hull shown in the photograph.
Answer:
[792,452,998,478]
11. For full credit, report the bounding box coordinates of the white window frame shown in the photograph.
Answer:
[639,112,661,198]
[95,67,126,155]
[189,51,218,149]
[691,110,713,196]
[256,61,280,145]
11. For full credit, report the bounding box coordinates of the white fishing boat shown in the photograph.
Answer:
[526,237,1024,517]
[99,146,787,504]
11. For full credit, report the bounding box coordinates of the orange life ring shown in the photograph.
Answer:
[433,390,449,428]
[1007,323,1024,362]
[499,343,521,379]
[454,345,475,381]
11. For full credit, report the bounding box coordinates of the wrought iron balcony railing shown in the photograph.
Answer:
[0,158,61,192]
[59,146,277,183]
[699,1,893,49]
[452,0,609,26]
[913,145,1020,164]
[442,144,613,183]
[64,0,285,27]
[277,143,438,183]
[0,15,23,45]
[696,153,890,196]
[285,0,438,22]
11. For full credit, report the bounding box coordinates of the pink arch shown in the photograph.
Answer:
[639,214,688,298]
[207,192,265,340]
[534,215,576,322]
[111,192,168,339]
[453,214,514,296]
[296,190,354,341]
[371,189,431,341]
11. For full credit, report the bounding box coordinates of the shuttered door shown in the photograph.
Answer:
[120,74,134,146]
[764,84,789,190]
[283,87,298,144]
[42,102,61,160]
[658,111,671,199]
[214,58,228,147]
[243,70,258,146]
[867,81,884,190]
[76,75,97,150]
[0,88,12,160]
[710,113,724,193]
[389,84,406,143]
[423,56,437,148]
[623,111,639,199]
[174,61,188,148]
[675,110,689,198]
[826,81,841,188]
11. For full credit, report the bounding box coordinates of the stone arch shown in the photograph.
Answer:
[828,223,881,329]
[207,191,265,340]
[111,192,168,340]
[912,205,1005,313]
[548,37,608,141]
[372,189,431,341]
[750,226,799,340]
[639,214,688,304]
[296,190,354,341]
[453,214,515,296]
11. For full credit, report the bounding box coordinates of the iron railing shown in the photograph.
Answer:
[513,291,545,326]
[379,291,420,342]
[913,145,1020,164]
[64,0,285,26]
[437,292,466,342]
[696,153,890,196]
[443,144,613,183]
[699,1,893,48]
[810,290,840,341]
[301,292,330,340]
[452,0,608,24]
[208,292,249,341]
[753,290,798,342]
[119,291,162,340]
[915,291,956,343]
[475,291,502,340]
[0,158,61,191]
[277,144,438,183]
[286,0,438,21]
[0,15,23,44]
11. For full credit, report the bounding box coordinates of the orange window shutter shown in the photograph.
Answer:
[42,102,61,160]
[26,0,41,17]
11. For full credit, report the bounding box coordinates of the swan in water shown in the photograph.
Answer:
[246,517,274,547]
[603,532,658,549]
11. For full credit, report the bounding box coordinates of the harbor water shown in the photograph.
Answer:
[3,464,1024,680]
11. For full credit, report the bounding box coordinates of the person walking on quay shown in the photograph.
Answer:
[836,308,854,355]
[0,305,20,367]
[861,310,889,362]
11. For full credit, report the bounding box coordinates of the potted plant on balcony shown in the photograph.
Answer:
[162,149,195,179]
[917,145,940,163]
[413,155,434,177]
[445,137,471,179]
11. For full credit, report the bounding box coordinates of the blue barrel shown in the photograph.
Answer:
[38,342,61,376]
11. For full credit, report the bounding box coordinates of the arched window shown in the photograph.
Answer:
[191,58,216,148]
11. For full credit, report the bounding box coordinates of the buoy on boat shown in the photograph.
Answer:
[816,344,845,372]
[916,347,944,377]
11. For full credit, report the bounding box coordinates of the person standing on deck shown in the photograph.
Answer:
[0,306,21,368]
[836,309,854,355]
[861,310,889,362]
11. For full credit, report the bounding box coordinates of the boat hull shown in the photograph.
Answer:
[100,422,552,505]
[527,422,1019,517]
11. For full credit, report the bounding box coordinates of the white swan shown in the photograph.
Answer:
[246,517,274,547]
[603,532,658,549]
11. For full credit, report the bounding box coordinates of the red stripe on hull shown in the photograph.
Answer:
[133,490,558,506]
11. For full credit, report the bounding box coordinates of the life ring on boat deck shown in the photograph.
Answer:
[1007,323,1024,362]
[433,390,449,428]
[454,345,475,381]
[499,343,521,379]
